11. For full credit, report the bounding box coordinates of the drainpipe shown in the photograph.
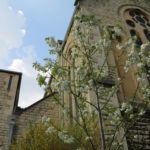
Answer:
[8,115,15,150]
[57,40,65,127]
[61,52,65,127]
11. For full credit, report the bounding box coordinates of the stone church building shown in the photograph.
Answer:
[1,0,150,149]
[0,70,60,150]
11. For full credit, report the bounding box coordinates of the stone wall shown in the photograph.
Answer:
[0,71,60,148]
[60,0,150,149]
[1,1,150,149]
[78,0,150,99]
[126,110,150,150]
[13,94,60,141]
[0,70,21,150]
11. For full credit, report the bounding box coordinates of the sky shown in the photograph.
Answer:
[0,0,75,108]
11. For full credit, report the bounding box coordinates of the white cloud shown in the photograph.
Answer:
[9,59,32,78]
[0,0,25,60]
[8,46,44,108]
[18,10,24,16]
[20,29,26,36]
[0,1,44,108]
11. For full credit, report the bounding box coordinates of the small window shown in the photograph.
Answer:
[8,76,13,91]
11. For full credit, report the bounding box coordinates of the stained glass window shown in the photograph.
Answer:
[125,8,150,44]
[125,8,150,81]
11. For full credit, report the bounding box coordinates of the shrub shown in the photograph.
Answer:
[11,117,100,150]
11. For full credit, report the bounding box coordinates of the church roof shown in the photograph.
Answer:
[61,2,78,52]
[16,92,56,114]
[0,69,22,76]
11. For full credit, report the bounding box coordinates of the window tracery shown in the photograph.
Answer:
[124,8,150,46]
[124,8,150,81]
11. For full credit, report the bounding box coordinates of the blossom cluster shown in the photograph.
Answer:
[58,130,75,144]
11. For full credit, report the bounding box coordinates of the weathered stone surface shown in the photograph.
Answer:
[0,70,60,149]
[13,94,60,141]
[0,71,21,150]
[1,1,150,150]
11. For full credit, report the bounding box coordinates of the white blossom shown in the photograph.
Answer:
[46,117,51,123]
[46,126,56,134]
[117,78,121,81]
[42,115,47,123]
[58,131,74,144]
[146,58,150,67]
[101,69,108,77]
[128,50,134,57]
[47,37,56,47]
[137,62,143,68]
[114,26,122,35]
[88,79,94,87]
[134,135,138,139]
[71,48,78,57]
[139,109,146,116]
[120,102,128,111]
[137,77,142,82]
[82,108,88,117]
[126,37,135,46]
[76,67,86,79]
[114,110,120,117]
[116,44,123,50]
[62,108,67,114]
[129,114,134,119]
[141,42,150,53]
[138,51,143,56]
[131,43,136,52]
[57,68,65,75]
[61,80,70,91]
[103,39,112,47]
[85,136,92,141]
[56,48,61,53]
[58,131,67,140]
[64,136,74,144]
[125,60,131,67]
[79,86,89,93]
[124,66,129,73]
[116,117,120,120]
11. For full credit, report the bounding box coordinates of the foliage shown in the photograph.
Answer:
[11,116,100,150]
[32,14,150,150]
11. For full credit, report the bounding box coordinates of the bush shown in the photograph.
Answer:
[11,117,100,150]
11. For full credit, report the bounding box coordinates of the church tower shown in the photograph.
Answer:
[0,70,22,150]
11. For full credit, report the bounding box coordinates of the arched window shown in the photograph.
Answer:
[124,8,150,46]
[65,48,79,124]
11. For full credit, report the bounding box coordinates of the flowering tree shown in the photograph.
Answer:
[33,15,150,150]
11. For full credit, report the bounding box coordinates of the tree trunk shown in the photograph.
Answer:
[96,87,106,150]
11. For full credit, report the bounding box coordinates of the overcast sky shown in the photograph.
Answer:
[0,0,75,108]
